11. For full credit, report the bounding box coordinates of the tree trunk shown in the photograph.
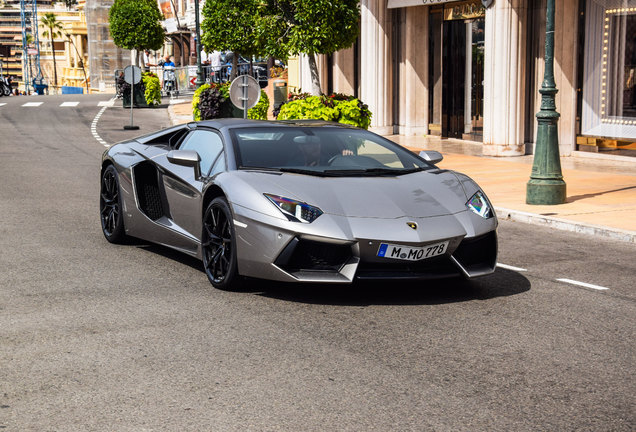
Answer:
[306,53,322,95]
[51,36,58,87]
[230,51,239,81]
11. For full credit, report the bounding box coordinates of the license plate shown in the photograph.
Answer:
[377,241,449,261]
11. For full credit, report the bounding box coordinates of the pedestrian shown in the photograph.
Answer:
[210,50,222,82]
[143,50,156,71]
[163,55,175,67]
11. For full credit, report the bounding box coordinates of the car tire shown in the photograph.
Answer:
[100,165,127,244]
[202,197,242,290]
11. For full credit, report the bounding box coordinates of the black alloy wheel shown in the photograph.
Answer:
[202,197,240,290]
[100,165,126,243]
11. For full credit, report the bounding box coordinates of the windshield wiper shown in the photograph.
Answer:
[323,167,426,176]
[278,167,325,176]
[240,166,282,172]
[243,166,427,177]
[241,166,329,177]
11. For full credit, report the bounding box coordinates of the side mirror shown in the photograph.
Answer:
[419,150,443,165]
[167,150,201,178]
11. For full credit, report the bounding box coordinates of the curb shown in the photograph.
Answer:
[167,103,192,126]
[495,207,636,243]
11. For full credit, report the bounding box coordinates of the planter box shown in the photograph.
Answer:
[123,86,148,108]
[220,99,245,118]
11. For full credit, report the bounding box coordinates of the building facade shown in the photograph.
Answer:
[0,6,24,81]
[37,2,88,91]
[293,0,635,159]
[0,1,89,93]
[85,0,131,93]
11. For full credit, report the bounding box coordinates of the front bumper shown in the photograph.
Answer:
[232,206,498,283]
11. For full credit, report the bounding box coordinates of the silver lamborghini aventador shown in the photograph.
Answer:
[100,119,497,290]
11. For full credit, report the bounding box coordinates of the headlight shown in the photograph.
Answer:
[466,191,493,219]
[264,194,323,223]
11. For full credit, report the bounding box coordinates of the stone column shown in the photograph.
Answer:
[66,38,72,68]
[401,6,429,136]
[73,35,80,68]
[361,0,393,135]
[77,35,85,70]
[332,47,355,95]
[483,0,528,156]
[316,54,329,94]
[296,53,325,94]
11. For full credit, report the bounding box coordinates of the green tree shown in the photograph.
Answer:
[201,0,266,80]
[109,0,165,66]
[264,0,360,95]
[40,13,63,87]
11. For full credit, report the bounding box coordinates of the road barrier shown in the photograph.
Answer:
[115,62,269,98]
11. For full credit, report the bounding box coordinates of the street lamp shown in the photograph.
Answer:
[194,0,204,88]
[526,0,566,205]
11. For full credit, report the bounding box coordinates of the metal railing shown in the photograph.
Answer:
[115,61,269,98]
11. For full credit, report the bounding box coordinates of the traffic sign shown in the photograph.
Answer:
[229,75,260,113]
[123,65,142,85]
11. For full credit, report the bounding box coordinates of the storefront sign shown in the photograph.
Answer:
[158,0,175,19]
[444,1,485,20]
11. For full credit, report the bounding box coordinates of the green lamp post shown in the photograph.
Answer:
[194,0,204,88]
[526,0,567,205]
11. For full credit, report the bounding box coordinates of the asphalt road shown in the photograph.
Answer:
[1,95,634,431]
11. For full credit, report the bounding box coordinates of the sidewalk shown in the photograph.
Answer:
[168,100,636,243]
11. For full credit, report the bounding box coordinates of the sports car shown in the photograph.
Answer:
[100,119,497,290]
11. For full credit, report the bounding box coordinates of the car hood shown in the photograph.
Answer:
[233,170,468,218]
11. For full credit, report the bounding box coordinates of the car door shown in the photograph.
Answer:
[157,127,225,243]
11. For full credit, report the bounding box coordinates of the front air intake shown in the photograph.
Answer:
[451,231,497,276]
[275,238,353,273]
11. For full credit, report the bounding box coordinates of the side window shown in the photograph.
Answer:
[179,129,224,175]
[210,151,226,176]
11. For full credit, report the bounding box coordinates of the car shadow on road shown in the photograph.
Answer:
[253,268,530,306]
[135,243,530,306]
[134,243,205,272]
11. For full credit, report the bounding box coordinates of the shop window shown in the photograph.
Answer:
[581,0,636,140]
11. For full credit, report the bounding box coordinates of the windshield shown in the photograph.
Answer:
[231,127,433,176]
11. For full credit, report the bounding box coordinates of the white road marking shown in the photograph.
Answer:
[0,103,6,107]
[91,103,111,147]
[98,100,115,107]
[496,263,527,272]
[22,102,43,107]
[60,101,80,107]
[556,278,609,291]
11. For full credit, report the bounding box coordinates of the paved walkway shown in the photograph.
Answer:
[168,101,636,243]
